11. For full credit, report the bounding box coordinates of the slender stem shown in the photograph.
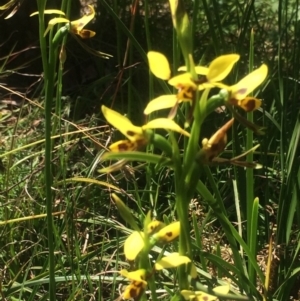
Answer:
[247,29,255,284]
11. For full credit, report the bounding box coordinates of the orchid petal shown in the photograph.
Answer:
[155,253,191,270]
[124,231,144,261]
[30,9,66,16]
[44,17,70,36]
[109,139,146,152]
[71,5,95,31]
[230,64,268,100]
[207,54,240,82]
[147,220,166,235]
[143,119,190,137]
[147,51,171,80]
[152,221,180,243]
[168,73,197,89]
[144,95,177,115]
[101,105,143,141]
[120,269,147,284]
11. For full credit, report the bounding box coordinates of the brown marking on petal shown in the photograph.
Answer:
[136,139,147,148]
[117,143,131,151]
[237,87,248,95]
[166,231,173,237]
[135,281,144,287]
[202,296,209,301]
[79,29,93,39]
[241,98,256,112]
[195,77,207,84]
[129,287,138,298]
[127,130,136,137]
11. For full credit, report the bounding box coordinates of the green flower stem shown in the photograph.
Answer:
[183,89,209,175]
[35,1,57,299]
[247,29,256,285]
[139,240,158,301]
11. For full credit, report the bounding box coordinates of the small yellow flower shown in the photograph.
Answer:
[227,64,268,111]
[101,105,190,152]
[31,5,96,38]
[120,269,148,300]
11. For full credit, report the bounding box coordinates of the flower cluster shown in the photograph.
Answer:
[120,219,196,300]
[101,52,267,163]
[144,52,267,115]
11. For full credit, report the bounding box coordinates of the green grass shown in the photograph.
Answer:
[1,0,300,300]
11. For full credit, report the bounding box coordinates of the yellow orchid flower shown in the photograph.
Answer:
[101,105,190,152]
[144,54,240,115]
[226,64,268,111]
[31,5,96,38]
[120,269,148,301]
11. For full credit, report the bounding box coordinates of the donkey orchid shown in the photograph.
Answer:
[101,105,189,152]
[226,64,268,111]
[144,53,240,115]
[31,5,96,38]
[120,269,147,300]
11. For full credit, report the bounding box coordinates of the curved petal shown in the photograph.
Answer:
[44,17,70,36]
[109,140,141,152]
[147,51,171,80]
[143,119,190,137]
[168,73,197,89]
[120,269,147,284]
[71,5,95,31]
[101,105,143,141]
[30,10,66,17]
[147,220,165,235]
[124,231,144,261]
[155,253,191,270]
[144,95,177,115]
[207,54,240,82]
[230,64,268,100]
[152,221,180,242]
